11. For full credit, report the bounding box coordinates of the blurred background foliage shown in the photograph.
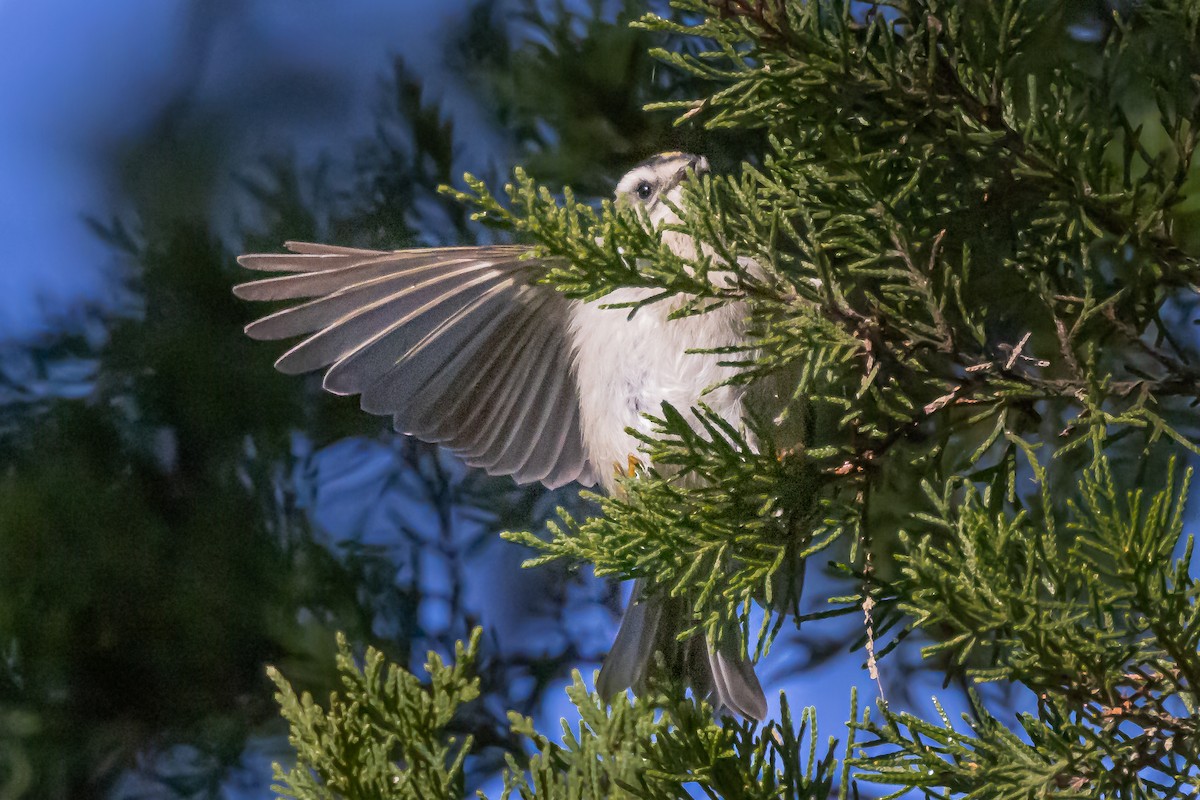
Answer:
[0,1,717,796]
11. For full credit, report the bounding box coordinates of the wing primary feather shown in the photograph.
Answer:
[237,249,537,301]
[478,342,565,471]
[235,254,482,301]
[238,256,516,335]
[418,293,554,444]
[504,343,585,482]
[235,242,529,278]
[458,303,561,467]
[458,325,557,465]
[320,272,515,394]
[512,359,577,484]
[376,296,526,431]
[541,403,594,488]
[275,269,509,379]
[411,305,539,442]
[487,347,571,477]
[283,242,527,257]
[390,307,512,435]
[449,317,551,459]
[284,241,382,256]
[357,283,515,417]
[237,253,363,273]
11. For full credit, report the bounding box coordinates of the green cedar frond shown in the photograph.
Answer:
[268,630,483,799]
[268,633,845,800]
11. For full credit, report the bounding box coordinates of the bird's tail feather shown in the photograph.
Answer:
[597,578,767,720]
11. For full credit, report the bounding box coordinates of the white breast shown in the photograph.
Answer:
[568,288,750,492]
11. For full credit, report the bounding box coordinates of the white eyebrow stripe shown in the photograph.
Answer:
[616,168,660,196]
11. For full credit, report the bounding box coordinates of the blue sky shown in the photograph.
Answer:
[0,0,492,339]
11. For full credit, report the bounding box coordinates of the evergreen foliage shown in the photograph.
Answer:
[270,632,482,799]
[272,629,843,800]
[268,0,1200,797]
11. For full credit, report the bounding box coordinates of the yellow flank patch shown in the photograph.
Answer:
[627,454,643,477]
[658,150,684,158]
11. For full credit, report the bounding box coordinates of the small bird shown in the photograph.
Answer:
[234,152,768,719]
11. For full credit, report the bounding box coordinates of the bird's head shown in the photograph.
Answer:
[615,152,710,220]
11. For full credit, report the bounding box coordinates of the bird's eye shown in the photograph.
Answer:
[636,181,653,200]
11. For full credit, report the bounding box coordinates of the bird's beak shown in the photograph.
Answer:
[679,155,710,183]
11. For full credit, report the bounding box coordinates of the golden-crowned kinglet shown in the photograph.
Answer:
[235,152,767,719]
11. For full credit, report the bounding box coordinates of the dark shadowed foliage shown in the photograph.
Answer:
[0,1,721,795]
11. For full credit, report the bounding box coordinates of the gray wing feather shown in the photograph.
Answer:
[393,285,588,489]
[321,270,517,391]
[460,303,560,467]
[235,243,595,489]
[484,339,570,477]
[237,242,519,273]
[234,254,485,301]
[415,296,551,445]
[598,578,767,720]
[596,579,664,702]
[541,401,592,488]
[708,647,768,720]
[438,294,560,462]
[398,294,549,438]
[245,261,519,373]
[365,288,519,423]
[283,240,388,256]
[513,362,578,484]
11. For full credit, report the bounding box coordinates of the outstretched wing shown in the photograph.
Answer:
[234,241,595,489]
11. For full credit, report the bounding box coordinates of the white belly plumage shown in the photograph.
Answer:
[568,287,750,492]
